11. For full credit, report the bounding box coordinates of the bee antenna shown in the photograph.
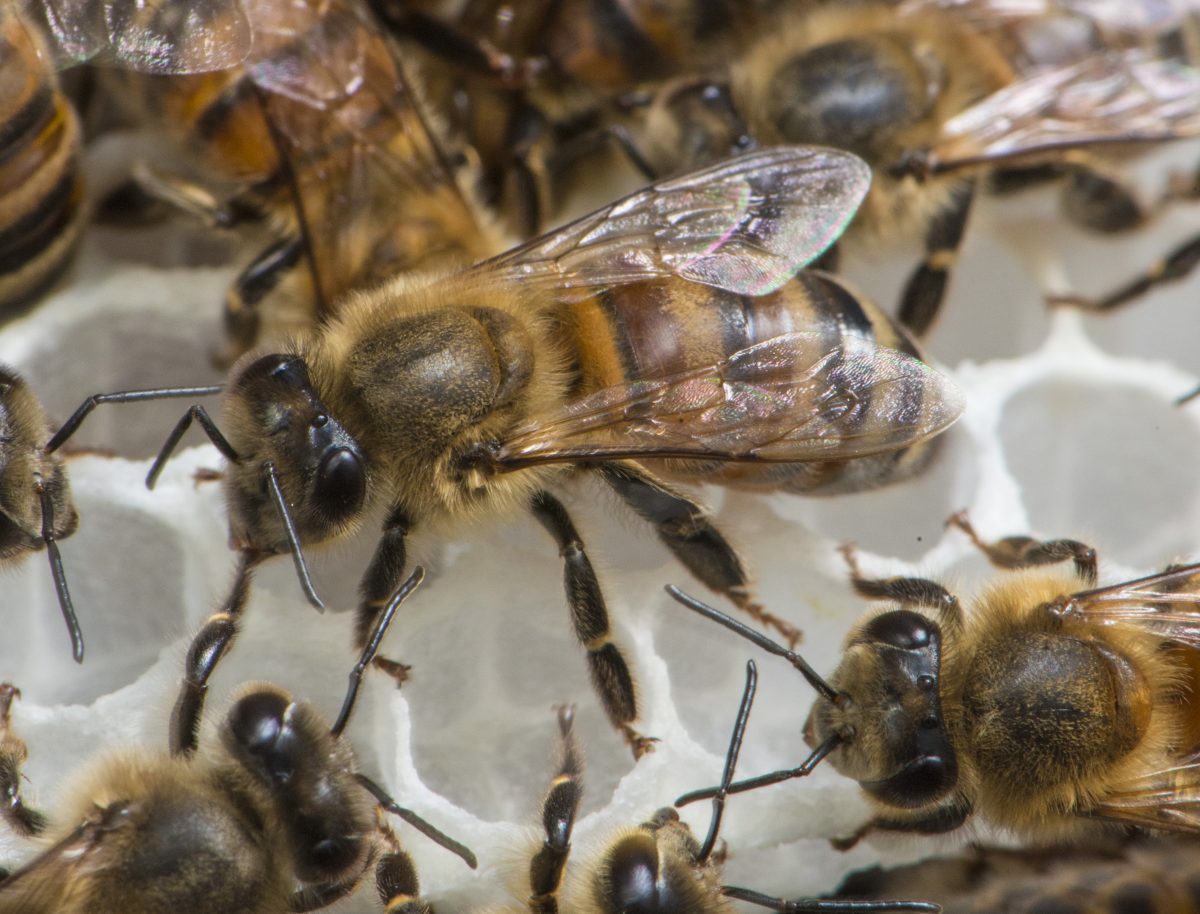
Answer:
[355,772,478,870]
[721,886,941,914]
[261,460,324,611]
[664,585,840,703]
[697,659,757,864]
[34,474,82,663]
[1176,383,1200,406]
[331,566,425,738]
[46,385,223,455]
[145,403,239,490]
[675,734,839,809]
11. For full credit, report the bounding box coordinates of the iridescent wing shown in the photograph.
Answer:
[1049,561,1200,647]
[477,147,873,299]
[242,0,493,314]
[23,0,251,73]
[1089,753,1200,833]
[924,51,1200,173]
[482,332,963,470]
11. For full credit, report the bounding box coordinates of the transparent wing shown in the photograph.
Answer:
[897,0,1191,36]
[1090,752,1200,833]
[1050,561,1200,647]
[26,0,251,73]
[485,333,964,470]
[478,147,872,300]
[241,0,492,313]
[926,51,1200,172]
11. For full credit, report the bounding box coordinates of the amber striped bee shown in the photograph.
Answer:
[671,511,1200,846]
[373,0,755,235]
[838,835,1200,914]
[593,0,1200,336]
[489,665,938,914]
[0,0,250,316]
[144,147,963,758]
[103,0,503,361]
[0,568,477,914]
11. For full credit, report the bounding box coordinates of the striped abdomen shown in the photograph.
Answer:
[566,269,944,494]
[0,12,83,314]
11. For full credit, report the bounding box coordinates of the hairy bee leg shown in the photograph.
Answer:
[529,706,583,914]
[530,490,655,758]
[599,463,802,647]
[96,164,264,231]
[355,507,415,686]
[831,799,972,851]
[838,544,962,628]
[504,103,555,237]
[897,178,977,338]
[1050,231,1200,314]
[550,121,659,184]
[170,552,257,757]
[947,510,1097,585]
[0,684,46,837]
[221,234,307,363]
[1060,167,1148,235]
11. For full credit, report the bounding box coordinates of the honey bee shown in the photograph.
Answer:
[670,510,1200,846]
[144,147,965,758]
[0,566,478,913]
[0,0,250,316]
[106,0,503,360]
[606,0,1200,336]
[491,663,938,914]
[837,835,1200,914]
[0,363,221,663]
[373,0,755,235]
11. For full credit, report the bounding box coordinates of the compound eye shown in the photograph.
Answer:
[602,835,661,914]
[314,448,366,521]
[228,691,292,781]
[863,610,932,649]
[862,754,955,808]
[234,353,308,391]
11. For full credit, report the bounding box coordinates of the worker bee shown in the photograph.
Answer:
[0,362,221,663]
[489,663,938,914]
[104,0,503,361]
[598,0,1200,336]
[837,834,1200,914]
[0,566,478,913]
[373,0,755,235]
[144,147,964,758]
[670,510,1200,846]
[0,0,250,316]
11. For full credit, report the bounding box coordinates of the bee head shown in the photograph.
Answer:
[804,609,957,809]
[224,685,371,884]
[222,352,368,554]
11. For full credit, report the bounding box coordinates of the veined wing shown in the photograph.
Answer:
[477,147,872,300]
[481,332,964,471]
[1048,560,1200,647]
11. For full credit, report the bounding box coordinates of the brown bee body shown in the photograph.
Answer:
[152,148,964,757]
[0,7,85,315]
[0,571,474,914]
[672,516,1200,845]
[108,0,502,357]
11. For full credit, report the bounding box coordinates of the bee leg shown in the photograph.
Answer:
[838,544,962,629]
[96,162,265,231]
[170,552,258,756]
[599,463,802,647]
[355,507,415,686]
[830,798,971,851]
[504,103,556,237]
[530,490,656,759]
[1049,231,1200,314]
[946,510,1097,585]
[0,684,46,837]
[1059,166,1148,235]
[221,233,306,351]
[897,178,977,338]
[374,834,433,914]
[529,706,582,914]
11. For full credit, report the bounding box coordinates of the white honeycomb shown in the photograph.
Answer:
[1,134,1200,913]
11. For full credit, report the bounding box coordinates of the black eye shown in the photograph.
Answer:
[862,754,955,808]
[315,448,366,520]
[863,610,932,649]
[602,836,661,913]
[234,353,308,391]
[228,691,298,784]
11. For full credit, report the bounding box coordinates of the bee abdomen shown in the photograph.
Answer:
[0,14,83,315]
